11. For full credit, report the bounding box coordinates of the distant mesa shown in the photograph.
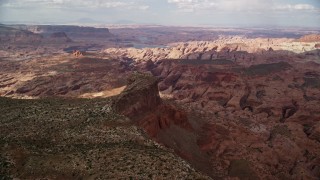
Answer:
[31,25,114,40]
[0,25,43,43]
[5,24,114,41]
[0,25,73,44]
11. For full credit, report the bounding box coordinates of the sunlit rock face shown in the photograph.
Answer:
[104,36,320,63]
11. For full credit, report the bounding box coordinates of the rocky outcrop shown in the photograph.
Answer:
[112,72,161,117]
[72,50,84,57]
[112,72,191,136]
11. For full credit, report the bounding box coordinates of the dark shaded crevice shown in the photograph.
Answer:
[280,101,298,123]
[240,86,251,110]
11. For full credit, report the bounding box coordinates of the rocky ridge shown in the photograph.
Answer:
[112,72,192,137]
[105,37,319,66]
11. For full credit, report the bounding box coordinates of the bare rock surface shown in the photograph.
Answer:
[105,36,320,68]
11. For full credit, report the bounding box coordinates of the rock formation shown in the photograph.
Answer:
[112,72,192,136]
[105,36,319,64]
[72,50,83,57]
[299,34,320,42]
[112,72,161,117]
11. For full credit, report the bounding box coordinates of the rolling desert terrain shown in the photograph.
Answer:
[0,24,320,179]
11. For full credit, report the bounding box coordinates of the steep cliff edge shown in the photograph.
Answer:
[112,72,212,177]
[0,25,43,44]
[112,72,161,117]
[112,72,191,136]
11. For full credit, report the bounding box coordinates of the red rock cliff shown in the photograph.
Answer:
[112,72,191,136]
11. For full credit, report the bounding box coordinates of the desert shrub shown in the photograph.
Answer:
[0,156,12,180]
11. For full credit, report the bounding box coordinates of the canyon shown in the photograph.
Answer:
[0,24,320,179]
